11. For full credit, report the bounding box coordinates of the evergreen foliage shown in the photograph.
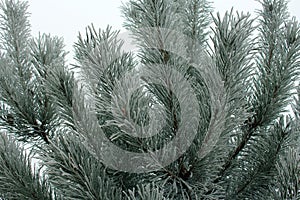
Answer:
[0,0,299,199]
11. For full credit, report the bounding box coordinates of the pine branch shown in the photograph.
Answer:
[227,116,297,199]
[0,0,299,199]
[39,132,122,200]
[0,0,31,79]
[271,148,300,199]
[0,133,56,199]
[0,1,68,144]
[216,0,300,185]
[181,0,212,62]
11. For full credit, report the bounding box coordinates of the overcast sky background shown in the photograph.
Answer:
[28,0,300,63]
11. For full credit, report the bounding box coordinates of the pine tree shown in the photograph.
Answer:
[0,0,300,199]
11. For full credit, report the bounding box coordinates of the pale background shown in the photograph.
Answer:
[28,0,300,63]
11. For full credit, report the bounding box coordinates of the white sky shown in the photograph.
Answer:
[28,0,300,63]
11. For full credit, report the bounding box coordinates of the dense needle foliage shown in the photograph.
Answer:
[0,0,300,199]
